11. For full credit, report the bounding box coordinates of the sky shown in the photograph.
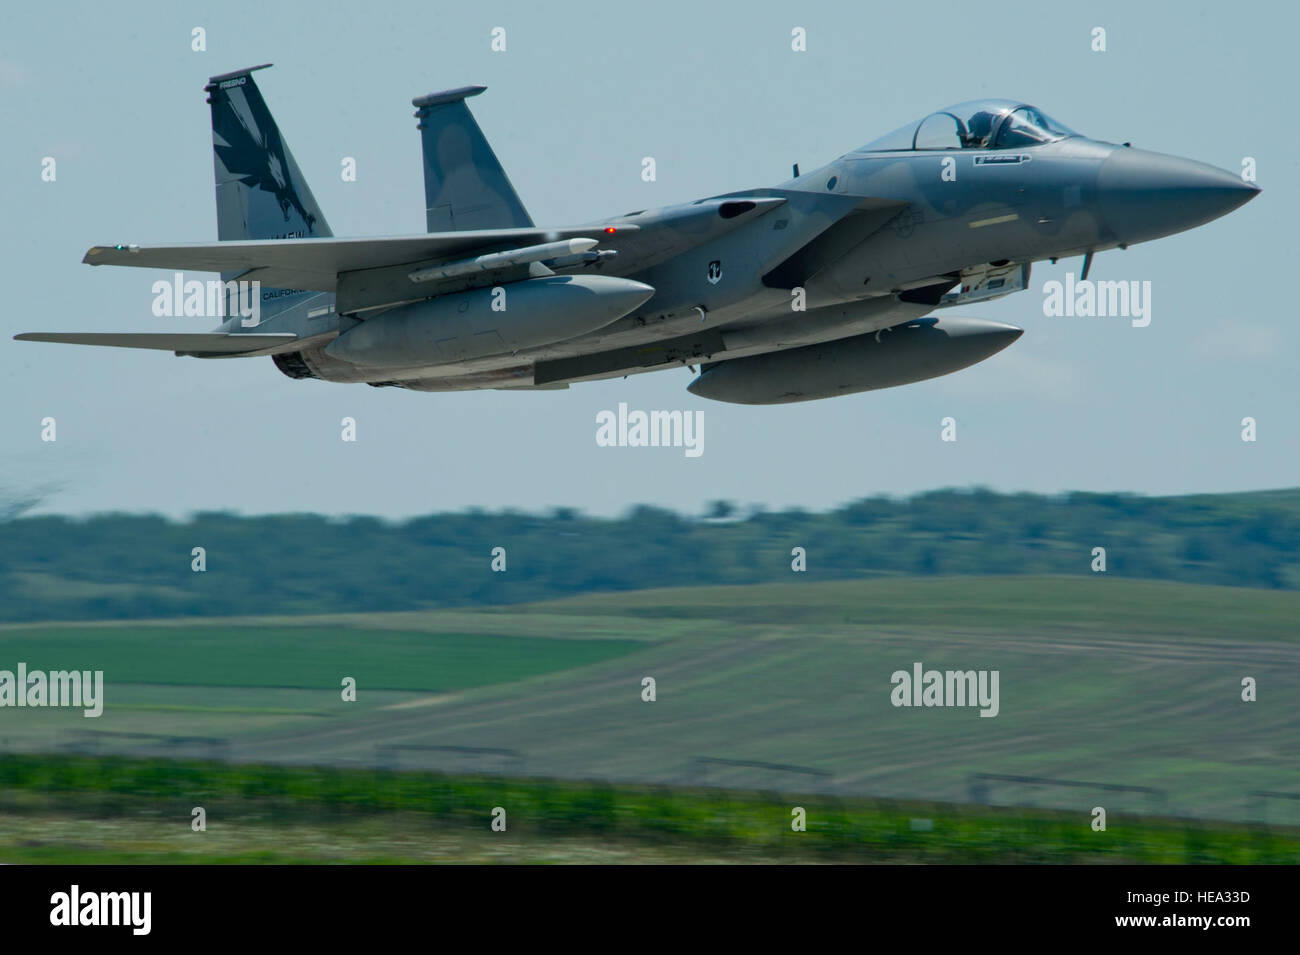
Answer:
[2,0,1295,518]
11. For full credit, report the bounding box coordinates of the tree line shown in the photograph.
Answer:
[0,487,1296,622]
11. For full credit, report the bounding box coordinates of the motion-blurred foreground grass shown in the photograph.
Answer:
[1,755,1295,864]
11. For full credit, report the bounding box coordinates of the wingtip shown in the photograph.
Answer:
[83,244,139,264]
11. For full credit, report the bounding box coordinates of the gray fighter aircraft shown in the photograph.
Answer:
[16,65,1259,403]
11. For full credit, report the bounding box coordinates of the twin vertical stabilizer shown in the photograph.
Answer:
[412,86,533,232]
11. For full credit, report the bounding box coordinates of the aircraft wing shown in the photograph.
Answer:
[13,332,298,355]
[80,195,790,307]
[82,227,643,293]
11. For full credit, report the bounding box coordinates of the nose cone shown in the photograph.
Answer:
[1099,147,1259,245]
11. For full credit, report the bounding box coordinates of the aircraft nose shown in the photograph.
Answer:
[1098,147,1259,245]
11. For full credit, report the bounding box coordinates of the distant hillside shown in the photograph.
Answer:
[0,487,1297,622]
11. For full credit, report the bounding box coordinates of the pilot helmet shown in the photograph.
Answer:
[963,110,999,148]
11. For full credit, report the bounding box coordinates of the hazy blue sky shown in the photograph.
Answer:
[3,0,1294,518]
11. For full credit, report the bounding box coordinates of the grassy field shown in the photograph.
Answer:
[516,575,1300,640]
[1,756,1295,864]
[0,626,639,691]
[0,576,1295,828]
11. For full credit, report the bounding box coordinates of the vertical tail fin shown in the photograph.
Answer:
[206,64,331,242]
[413,86,533,232]
[205,64,332,327]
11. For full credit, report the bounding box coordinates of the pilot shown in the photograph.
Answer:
[961,110,999,149]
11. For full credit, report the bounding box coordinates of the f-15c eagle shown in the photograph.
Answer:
[16,65,1257,403]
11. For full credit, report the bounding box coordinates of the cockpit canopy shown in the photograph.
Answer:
[859,100,1078,152]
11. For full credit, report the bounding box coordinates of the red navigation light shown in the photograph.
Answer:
[603,226,617,234]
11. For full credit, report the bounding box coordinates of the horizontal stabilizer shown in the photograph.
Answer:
[14,332,297,354]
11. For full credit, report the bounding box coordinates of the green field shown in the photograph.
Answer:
[1,756,1295,864]
[0,626,639,691]
[519,575,1300,640]
[0,576,1295,830]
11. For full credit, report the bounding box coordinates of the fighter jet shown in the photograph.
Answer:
[16,65,1259,403]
